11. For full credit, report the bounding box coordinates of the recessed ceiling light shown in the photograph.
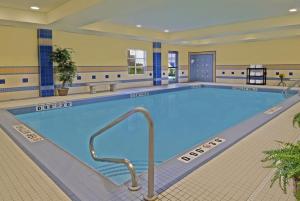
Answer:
[30,6,40,10]
[289,8,298,12]
[164,29,169,33]
[136,24,142,28]
[243,36,257,41]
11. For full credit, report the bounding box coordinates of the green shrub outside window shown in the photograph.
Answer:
[127,49,146,74]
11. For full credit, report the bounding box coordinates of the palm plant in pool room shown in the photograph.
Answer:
[51,46,77,96]
[262,112,300,200]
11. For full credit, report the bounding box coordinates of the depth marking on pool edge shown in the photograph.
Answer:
[178,137,226,163]
[264,106,282,115]
[13,124,44,143]
[232,86,258,91]
[35,101,72,112]
[130,92,150,98]
[190,85,202,89]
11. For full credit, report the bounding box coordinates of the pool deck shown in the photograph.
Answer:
[0,127,70,201]
[0,83,299,201]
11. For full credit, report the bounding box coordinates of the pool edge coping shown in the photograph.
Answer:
[0,82,299,201]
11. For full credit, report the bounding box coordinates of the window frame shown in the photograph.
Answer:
[168,51,178,68]
[127,49,147,75]
[168,51,179,83]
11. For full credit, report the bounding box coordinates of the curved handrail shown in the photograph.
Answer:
[89,107,157,200]
[283,79,300,97]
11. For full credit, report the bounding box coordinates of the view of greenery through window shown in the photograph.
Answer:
[168,52,178,82]
[128,49,146,74]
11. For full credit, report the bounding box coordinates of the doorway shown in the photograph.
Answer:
[189,52,215,82]
[168,51,178,83]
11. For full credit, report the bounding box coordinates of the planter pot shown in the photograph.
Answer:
[57,88,69,96]
[293,177,300,200]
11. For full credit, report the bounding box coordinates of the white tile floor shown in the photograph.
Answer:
[0,128,70,201]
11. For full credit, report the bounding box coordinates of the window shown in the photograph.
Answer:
[168,52,177,68]
[168,51,178,83]
[128,49,146,74]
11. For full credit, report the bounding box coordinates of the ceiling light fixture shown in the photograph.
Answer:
[30,6,40,10]
[136,24,142,28]
[289,8,298,12]
[243,36,257,41]
[164,29,169,33]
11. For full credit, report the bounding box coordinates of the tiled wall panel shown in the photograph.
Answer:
[178,65,190,83]
[0,68,40,101]
[0,74,39,88]
[216,64,300,86]
[55,70,156,94]
[153,42,162,85]
[0,66,165,101]
[38,29,54,97]
[2,63,300,101]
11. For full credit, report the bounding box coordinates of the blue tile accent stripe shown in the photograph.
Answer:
[38,29,54,97]
[153,42,162,86]
[216,76,290,81]
[0,78,170,93]
[0,86,39,93]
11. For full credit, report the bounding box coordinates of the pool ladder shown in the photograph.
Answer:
[89,107,157,201]
[282,79,300,97]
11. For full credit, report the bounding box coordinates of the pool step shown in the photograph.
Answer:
[95,160,161,178]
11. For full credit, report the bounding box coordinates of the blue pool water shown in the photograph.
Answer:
[15,87,284,184]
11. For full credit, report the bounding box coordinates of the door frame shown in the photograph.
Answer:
[168,51,179,83]
[188,51,216,82]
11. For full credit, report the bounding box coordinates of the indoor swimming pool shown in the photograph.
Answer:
[14,86,285,185]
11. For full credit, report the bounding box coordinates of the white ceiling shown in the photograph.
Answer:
[1,0,300,45]
[56,0,300,31]
[0,0,69,12]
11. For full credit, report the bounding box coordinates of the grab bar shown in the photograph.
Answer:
[89,107,157,200]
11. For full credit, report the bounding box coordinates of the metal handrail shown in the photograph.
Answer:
[89,107,157,201]
[283,79,300,97]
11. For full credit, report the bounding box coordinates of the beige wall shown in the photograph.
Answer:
[2,26,300,67]
[0,26,38,66]
[52,31,153,67]
[1,25,300,101]
[193,37,300,65]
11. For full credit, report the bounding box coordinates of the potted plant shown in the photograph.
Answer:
[262,112,300,200]
[278,73,286,87]
[279,73,285,82]
[51,47,77,96]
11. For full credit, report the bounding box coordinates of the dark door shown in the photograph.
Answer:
[189,53,214,82]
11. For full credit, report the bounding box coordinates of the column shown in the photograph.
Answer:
[153,42,162,86]
[37,29,54,97]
